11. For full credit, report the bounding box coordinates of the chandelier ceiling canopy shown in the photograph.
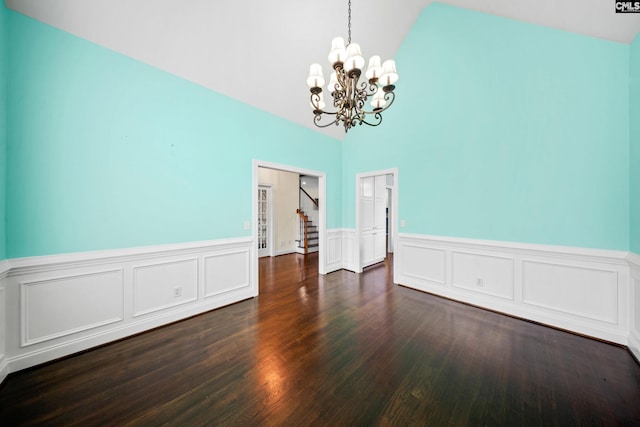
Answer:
[307,0,399,133]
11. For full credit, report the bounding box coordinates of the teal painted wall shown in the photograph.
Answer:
[343,4,630,250]
[0,2,6,260]
[6,11,342,258]
[631,34,640,254]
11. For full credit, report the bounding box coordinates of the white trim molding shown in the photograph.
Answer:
[253,160,328,275]
[324,228,358,273]
[628,252,640,361]
[2,238,256,375]
[396,233,632,345]
[0,260,9,384]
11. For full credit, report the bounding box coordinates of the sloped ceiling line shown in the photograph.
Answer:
[5,0,640,140]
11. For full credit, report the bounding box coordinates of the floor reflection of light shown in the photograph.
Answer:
[258,356,288,407]
[265,364,284,394]
[298,286,308,304]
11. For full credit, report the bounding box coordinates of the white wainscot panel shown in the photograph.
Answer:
[21,269,124,346]
[400,244,445,286]
[133,259,198,317]
[327,233,342,266]
[522,260,618,324]
[204,250,250,298]
[452,252,514,300]
[634,275,640,333]
[0,284,6,382]
[342,230,357,272]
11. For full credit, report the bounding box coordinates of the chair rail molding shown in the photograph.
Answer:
[396,233,632,346]
[1,238,256,377]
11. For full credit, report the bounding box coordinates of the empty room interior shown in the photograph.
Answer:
[1,0,640,425]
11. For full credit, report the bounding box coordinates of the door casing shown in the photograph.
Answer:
[253,160,328,293]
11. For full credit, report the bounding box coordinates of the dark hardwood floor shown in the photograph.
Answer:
[1,253,639,426]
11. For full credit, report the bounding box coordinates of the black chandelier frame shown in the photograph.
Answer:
[308,0,397,133]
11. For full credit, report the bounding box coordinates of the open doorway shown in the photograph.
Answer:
[297,175,320,255]
[257,169,299,257]
[355,168,398,281]
[252,160,328,294]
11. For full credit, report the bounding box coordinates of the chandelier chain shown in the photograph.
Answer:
[347,0,351,45]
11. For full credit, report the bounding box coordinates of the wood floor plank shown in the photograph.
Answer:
[0,253,639,426]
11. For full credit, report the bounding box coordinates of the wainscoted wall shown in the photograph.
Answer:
[2,238,255,378]
[1,233,637,386]
[629,253,640,361]
[325,229,357,274]
[396,234,631,345]
[0,260,9,384]
[326,229,343,273]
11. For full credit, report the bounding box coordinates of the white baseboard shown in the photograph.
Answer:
[3,238,256,375]
[274,248,297,256]
[628,252,640,360]
[396,233,631,345]
[294,247,318,255]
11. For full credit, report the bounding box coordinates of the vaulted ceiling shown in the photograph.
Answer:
[6,0,640,140]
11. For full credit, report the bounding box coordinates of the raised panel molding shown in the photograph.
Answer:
[629,253,640,362]
[326,229,343,273]
[21,269,124,346]
[342,229,357,273]
[2,238,255,375]
[451,251,514,300]
[522,261,618,324]
[324,228,358,273]
[399,244,446,287]
[133,259,198,317]
[397,233,631,345]
[204,249,250,298]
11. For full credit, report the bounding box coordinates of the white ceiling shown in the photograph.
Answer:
[6,0,640,140]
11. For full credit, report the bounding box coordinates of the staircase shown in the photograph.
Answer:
[296,209,319,254]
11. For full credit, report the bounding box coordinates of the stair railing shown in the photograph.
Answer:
[300,187,319,209]
[296,209,309,253]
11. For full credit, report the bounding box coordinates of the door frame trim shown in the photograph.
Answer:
[253,160,328,292]
[355,168,398,281]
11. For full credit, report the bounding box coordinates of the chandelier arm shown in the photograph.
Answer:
[360,90,396,115]
[313,114,340,129]
[316,110,340,116]
[361,112,383,127]
[310,92,321,110]
[310,92,344,124]
[356,80,372,93]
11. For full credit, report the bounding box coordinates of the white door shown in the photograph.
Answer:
[257,185,273,258]
[360,174,387,268]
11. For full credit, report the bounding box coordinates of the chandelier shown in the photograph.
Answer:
[307,0,399,133]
